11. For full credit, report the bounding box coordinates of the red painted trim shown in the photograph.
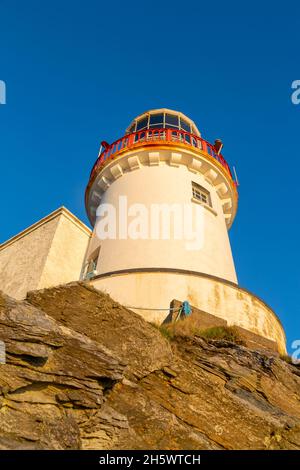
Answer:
[89,128,237,186]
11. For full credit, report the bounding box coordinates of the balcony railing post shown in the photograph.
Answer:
[166,129,172,141]
[128,133,135,147]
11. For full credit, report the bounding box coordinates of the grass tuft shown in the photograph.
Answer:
[280,354,293,364]
[152,317,244,345]
[198,326,243,344]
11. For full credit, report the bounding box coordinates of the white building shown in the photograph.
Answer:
[85,109,286,353]
[0,108,286,353]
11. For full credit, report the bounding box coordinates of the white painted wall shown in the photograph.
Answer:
[88,154,237,283]
[84,142,286,354]
[0,207,91,299]
[91,271,286,355]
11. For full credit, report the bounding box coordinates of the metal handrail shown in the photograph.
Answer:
[89,128,236,185]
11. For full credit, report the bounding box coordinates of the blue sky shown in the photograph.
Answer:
[0,1,299,353]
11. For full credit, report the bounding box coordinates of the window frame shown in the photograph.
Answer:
[84,246,100,279]
[130,112,196,135]
[191,182,212,208]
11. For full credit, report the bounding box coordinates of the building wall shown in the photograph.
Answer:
[88,152,237,283]
[0,207,91,300]
[38,210,91,289]
[0,217,60,299]
[91,270,286,354]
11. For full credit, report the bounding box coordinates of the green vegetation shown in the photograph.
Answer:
[280,354,292,364]
[279,354,300,367]
[150,322,175,340]
[152,317,244,345]
[198,325,244,344]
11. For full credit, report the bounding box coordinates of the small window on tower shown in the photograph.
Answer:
[192,182,212,208]
[84,246,100,279]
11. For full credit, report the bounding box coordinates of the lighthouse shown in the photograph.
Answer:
[84,108,286,354]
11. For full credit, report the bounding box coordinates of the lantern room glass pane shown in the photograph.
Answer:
[136,116,148,131]
[165,114,179,127]
[149,113,164,127]
[180,119,191,132]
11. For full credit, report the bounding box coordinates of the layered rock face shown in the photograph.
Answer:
[0,282,299,450]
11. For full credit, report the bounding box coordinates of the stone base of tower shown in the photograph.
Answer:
[90,269,286,355]
[167,299,280,355]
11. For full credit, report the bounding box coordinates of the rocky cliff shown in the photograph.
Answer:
[0,282,299,450]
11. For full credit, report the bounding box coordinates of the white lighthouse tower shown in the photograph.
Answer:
[84,108,286,354]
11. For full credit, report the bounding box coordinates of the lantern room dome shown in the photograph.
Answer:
[125,108,201,136]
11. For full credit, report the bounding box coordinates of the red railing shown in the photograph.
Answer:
[89,128,235,184]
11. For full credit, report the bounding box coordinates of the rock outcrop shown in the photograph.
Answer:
[0,282,299,449]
